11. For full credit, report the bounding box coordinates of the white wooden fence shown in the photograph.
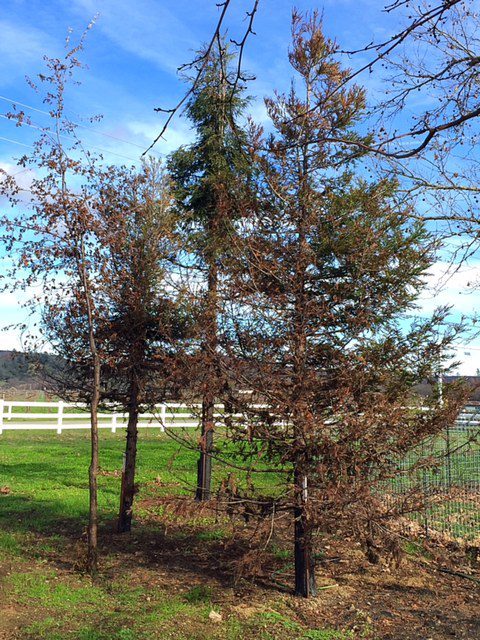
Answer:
[0,400,202,434]
[1,399,478,436]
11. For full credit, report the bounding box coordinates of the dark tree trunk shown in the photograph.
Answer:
[294,469,317,597]
[118,379,140,532]
[291,99,318,597]
[87,352,100,575]
[196,395,214,500]
[196,247,218,502]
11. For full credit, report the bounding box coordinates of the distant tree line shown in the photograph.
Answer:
[0,350,60,389]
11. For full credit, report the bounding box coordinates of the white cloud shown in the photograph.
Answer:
[0,162,37,188]
[0,290,31,352]
[127,118,194,155]
[247,99,270,127]
[0,162,40,212]
[0,20,57,83]
[0,328,23,351]
[449,345,480,376]
[72,0,197,73]
[418,260,480,317]
[419,261,480,374]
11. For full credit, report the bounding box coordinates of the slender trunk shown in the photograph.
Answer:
[87,352,100,575]
[59,135,101,574]
[118,377,140,532]
[294,469,317,597]
[78,234,101,576]
[196,259,218,502]
[196,393,214,500]
[292,86,316,596]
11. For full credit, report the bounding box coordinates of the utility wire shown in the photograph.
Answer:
[0,136,33,149]
[0,94,163,158]
[0,114,142,163]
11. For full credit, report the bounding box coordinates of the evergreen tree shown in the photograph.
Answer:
[224,12,463,597]
[168,45,252,501]
[44,161,191,533]
[97,161,190,532]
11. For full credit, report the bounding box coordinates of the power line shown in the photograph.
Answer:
[0,93,163,158]
[0,136,33,149]
[0,114,142,163]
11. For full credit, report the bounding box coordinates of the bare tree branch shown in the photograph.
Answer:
[143,0,260,156]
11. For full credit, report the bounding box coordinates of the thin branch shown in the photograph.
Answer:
[227,0,260,98]
[143,1,232,156]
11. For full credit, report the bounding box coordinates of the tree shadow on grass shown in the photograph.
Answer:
[95,510,284,596]
[0,493,105,540]
[0,460,67,478]
[0,458,121,537]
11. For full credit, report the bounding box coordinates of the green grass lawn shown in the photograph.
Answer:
[1,427,478,538]
[1,428,478,639]
[1,430,362,640]
[0,430,200,533]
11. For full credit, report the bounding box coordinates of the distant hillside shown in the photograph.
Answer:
[0,350,58,390]
[2,349,480,402]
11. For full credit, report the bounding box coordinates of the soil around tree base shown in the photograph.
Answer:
[0,496,479,640]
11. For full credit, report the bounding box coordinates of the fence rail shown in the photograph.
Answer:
[0,400,204,434]
[1,400,480,434]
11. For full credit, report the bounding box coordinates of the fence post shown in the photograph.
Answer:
[446,421,452,490]
[111,414,117,434]
[421,440,429,539]
[160,404,166,432]
[7,402,12,421]
[0,398,4,435]
[57,400,64,434]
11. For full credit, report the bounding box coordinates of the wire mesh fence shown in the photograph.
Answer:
[388,405,480,544]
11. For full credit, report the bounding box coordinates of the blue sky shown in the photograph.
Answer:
[0,0,479,369]
[0,0,396,161]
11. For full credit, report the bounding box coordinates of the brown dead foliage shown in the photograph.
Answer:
[100,493,480,639]
[1,492,479,640]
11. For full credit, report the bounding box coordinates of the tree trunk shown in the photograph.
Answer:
[291,84,318,596]
[118,378,140,532]
[294,469,317,597]
[196,395,214,501]
[87,353,100,575]
[196,246,218,502]
[77,229,101,576]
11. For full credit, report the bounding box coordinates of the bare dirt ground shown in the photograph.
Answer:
[1,494,478,640]
[105,497,480,640]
